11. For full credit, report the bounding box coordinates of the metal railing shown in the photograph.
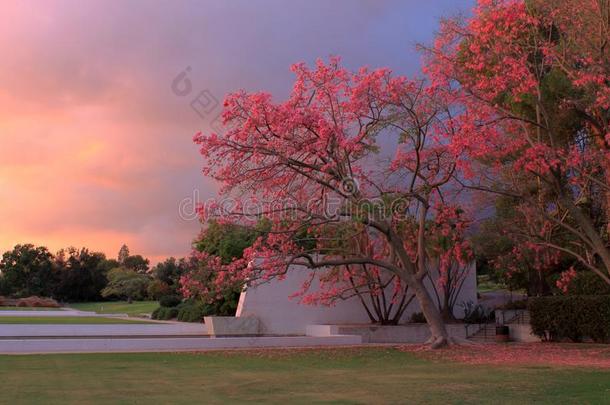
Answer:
[495,309,529,325]
[465,322,494,339]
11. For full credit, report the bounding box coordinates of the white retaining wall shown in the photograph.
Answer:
[307,323,470,343]
[237,261,477,335]
[509,324,540,343]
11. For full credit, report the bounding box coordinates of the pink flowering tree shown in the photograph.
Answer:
[290,228,415,325]
[191,58,469,347]
[426,206,474,320]
[425,0,610,289]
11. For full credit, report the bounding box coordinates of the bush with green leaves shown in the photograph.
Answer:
[566,273,610,296]
[151,306,179,320]
[529,296,610,343]
[151,300,209,322]
[501,299,528,310]
[176,300,208,322]
[159,294,182,308]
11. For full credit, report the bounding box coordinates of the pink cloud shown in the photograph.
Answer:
[0,0,472,263]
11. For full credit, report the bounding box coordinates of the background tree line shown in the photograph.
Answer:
[0,243,185,303]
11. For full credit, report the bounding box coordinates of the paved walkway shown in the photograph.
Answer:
[0,323,208,337]
[0,309,128,317]
[0,308,363,353]
[0,335,362,354]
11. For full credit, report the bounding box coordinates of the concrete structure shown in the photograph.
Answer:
[237,262,477,335]
[307,323,470,343]
[0,260,478,351]
[0,310,361,353]
[509,324,540,343]
[205,316,260,336]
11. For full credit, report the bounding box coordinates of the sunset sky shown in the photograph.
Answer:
[0,0,472,263]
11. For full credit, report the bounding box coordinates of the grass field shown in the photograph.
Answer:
[0,316,153,324]
[0,348,608,404]
[476,274,507,292]
[68,301,158,317]
[0,306,62,311]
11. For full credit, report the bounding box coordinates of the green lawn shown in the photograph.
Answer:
[0,316,152,324]
[477,274,509,292]
[0,348,608,404]
[68,301,158,317]
[0,306,62,311]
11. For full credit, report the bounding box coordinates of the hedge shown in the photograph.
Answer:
[528,295,610,343]
[151,300,211,322]
[151,306,179,320]
[176,301,208,322]
[159,294,182,308]
[567,273,610,295]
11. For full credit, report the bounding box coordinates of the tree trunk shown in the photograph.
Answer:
[558,191,610,284]
[410,274,451,348]
[387,227,452,348]
[440,285,456,322]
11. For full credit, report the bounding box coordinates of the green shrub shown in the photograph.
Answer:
[176,300,209,323]
[151,306,179,320]
[528,295,610,343]
[159,294,182,308]
[501,299,528,310]
[152,299,214,322]
[567,273,610,295]
[147,280,172,300]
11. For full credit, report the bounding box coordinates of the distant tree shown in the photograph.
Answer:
[101,267,150,302]
[194,219,263,264]
[470,196,569,296]
[53,247,111,302]
[151,257,186,293]
[123,255,150,274]
[117,244,130,264]
[180,220,267,315]
[147,279,172,300]
[0,244,55,298]
[179,253,243,316]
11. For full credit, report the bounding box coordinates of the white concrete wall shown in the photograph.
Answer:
[307,323,470,343]
[237,261,477,334]
[509,324,540,343]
